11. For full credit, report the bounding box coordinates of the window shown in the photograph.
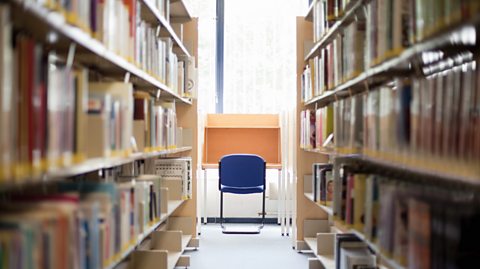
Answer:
[186,0,307,113]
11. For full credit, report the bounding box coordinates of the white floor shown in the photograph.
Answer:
[186,224,312,269]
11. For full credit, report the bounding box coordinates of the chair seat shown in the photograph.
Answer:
[220,185,264,194]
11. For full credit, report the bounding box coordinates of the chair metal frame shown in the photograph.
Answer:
[218,154,266,234]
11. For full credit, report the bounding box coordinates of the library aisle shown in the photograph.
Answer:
[189,225,311,269]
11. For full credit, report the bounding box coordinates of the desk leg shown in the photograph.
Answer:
[277,170,281,225]
[281,169,286,236]
[203,169,208,224]
[286,170,291,236]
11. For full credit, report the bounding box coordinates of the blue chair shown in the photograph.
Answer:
[219,154,266,234]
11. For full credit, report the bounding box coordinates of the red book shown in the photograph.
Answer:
[26,38,35,163]
[33,44,47,161]
[408,199,431,269]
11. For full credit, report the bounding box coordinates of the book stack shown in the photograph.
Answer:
[0,22,90,182]
[301,65,313,102]
[0,176,163,269]
[365,0,412,66]
[335,234,377,269]
[312,163,333,205]
[333,93,364,153]
[300,107,334,150]
[161,37,179,95]
[20,1,186,95]
[302,15,366,102]
[332,168,370,231]
[300,109,316,149]
[327,54,480,164]
[333,170,480,268]
[411,0,480,43]
[312,0,327,43]
[133,93,179,152]
[154,0,170,20]
[342,15,366,80]
[87,82,134,158]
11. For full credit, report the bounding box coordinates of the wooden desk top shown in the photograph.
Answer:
[201,163,282,170]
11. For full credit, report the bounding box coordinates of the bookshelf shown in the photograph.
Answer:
[170,0,192,23]
[304,0,362,61]
[304,20,478,106]
[9,0,191,103]
[297,1,480,269]
[0,0,199,268]
[141,0,191,56]
[0,147,192,193]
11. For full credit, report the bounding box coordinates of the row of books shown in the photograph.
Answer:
[0,31,92,180]
[333,56,480,162]
[0,157,192,269]
[0,177,161,269]
[0,27,186,184]
[302,17,366,101]
[304,0,480,103]
[332,168,480,268]
[311,163,333,205]
[311,0,354,43]
[152,0,170,20]
[23,1,189,97]
[133,92,178,153]
[299,106,334,150]
[335,233,377,269]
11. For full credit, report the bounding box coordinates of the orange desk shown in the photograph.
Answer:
[201,114,283,224]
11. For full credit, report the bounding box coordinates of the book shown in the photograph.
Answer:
[363,175,379,241]
[88,82,134,157]
[353,174,366,232]
[0,4,13,182]
[341,247,376,269]
[335,233,365,269]
[313,163,333,203]
[408,198,431,269]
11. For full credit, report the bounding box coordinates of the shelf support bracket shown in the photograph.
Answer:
[124,72,131,83]
[66,43,76,69]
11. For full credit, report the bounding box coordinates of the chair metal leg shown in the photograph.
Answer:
[221,191,265,234]
[260,190,265,230]
[220,191,224,229]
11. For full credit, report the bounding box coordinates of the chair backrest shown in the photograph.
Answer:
[219,154,266,189]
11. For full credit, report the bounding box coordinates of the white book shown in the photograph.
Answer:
[0,4,13,181]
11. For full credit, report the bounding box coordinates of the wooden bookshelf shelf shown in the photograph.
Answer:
[304,237,335,269]
[10,0,191,104]
[304,193,334,216]
[142,0,191,56]
[304,0,363,61]
[170,0,192,23]
[304,192,315,202]
[333,220,349,233]
[302,149,480,187]
[304,13,480,106]
[349,230,404,269]
[335,154,480,187]
[302,147,336,155]
[105,199,187,269]
[204,126,280,129]
[0,147,193,193]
